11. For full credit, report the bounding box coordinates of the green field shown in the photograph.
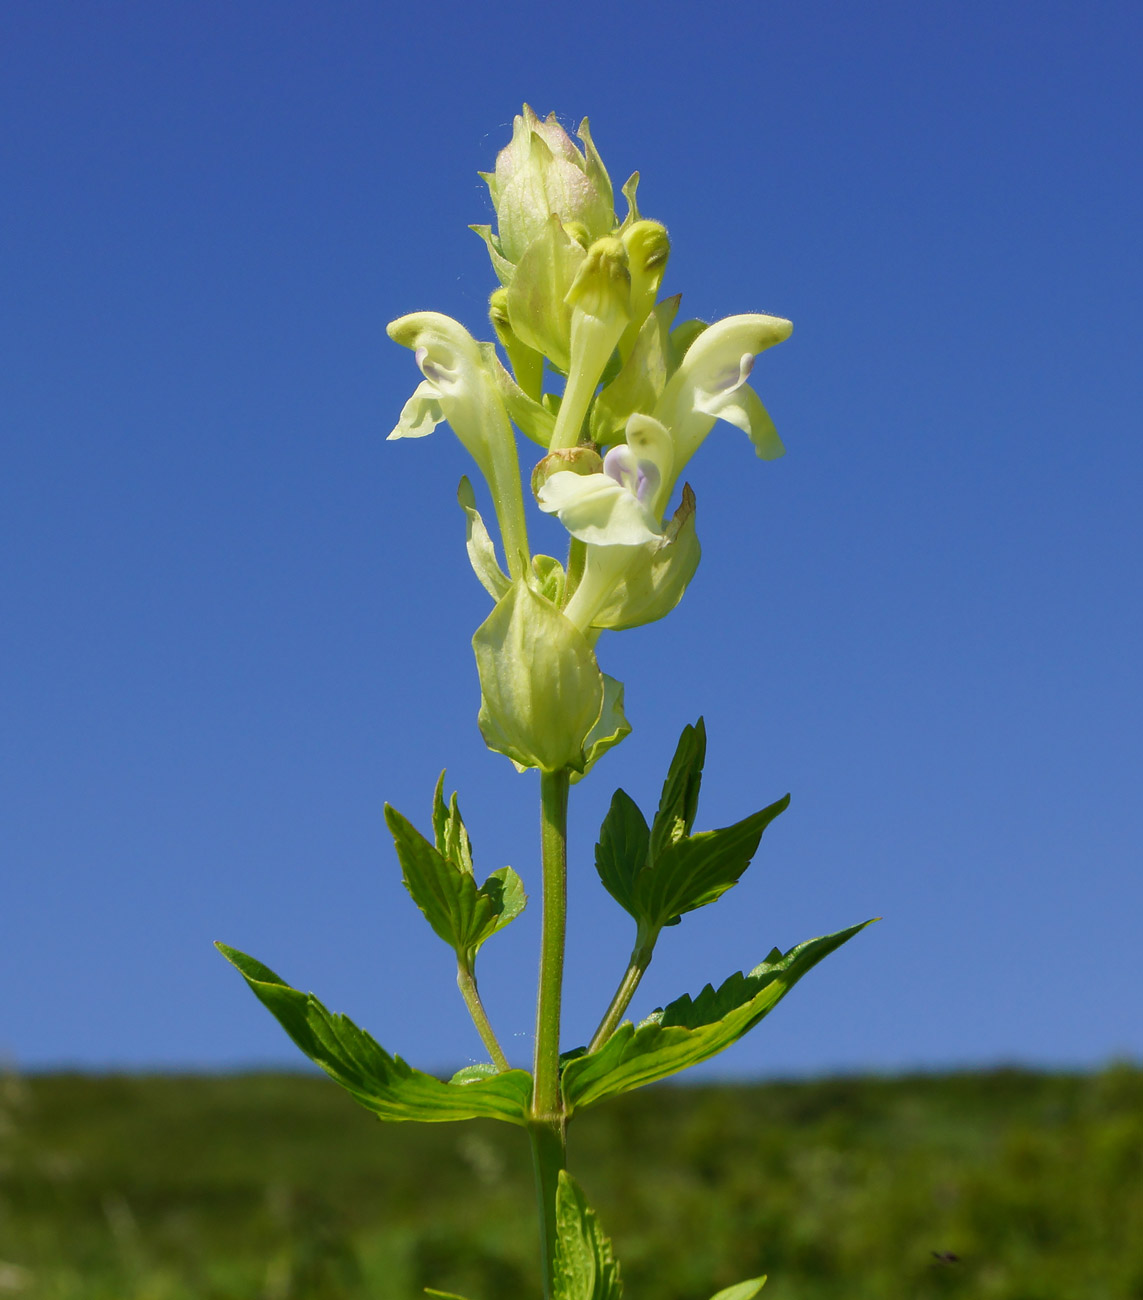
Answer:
[1,1066,1140,1299]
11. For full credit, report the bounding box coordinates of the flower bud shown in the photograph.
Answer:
[618,220,670,359]
[490,107,615,265]
[564,236,631,320]
[489,287,543,400]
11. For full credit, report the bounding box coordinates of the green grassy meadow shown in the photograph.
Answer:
[1,1066,1140,1299]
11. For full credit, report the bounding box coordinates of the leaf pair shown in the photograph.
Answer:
[386,773,526,971]
[596,719,788,933]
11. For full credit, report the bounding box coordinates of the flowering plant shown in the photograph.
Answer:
[219,106,870,1299]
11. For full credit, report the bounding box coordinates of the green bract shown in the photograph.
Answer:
[472,579,607,774]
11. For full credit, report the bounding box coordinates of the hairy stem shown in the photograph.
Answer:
[588,926,660,1054]
[456,961,510,1073]
[531,767,570,1298]
[528,1118,566,1295]
[533,769,570,1116]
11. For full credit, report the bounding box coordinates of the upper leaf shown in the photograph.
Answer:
[637,795,790,929]
[649,718,707,863]
[553,1170,623,1300]
[594,788,650,917]
[431,771,474,876]
[561,923,874,1112]
[385,803,525,964]
[216,944,533,1124]
[594,719,783,929]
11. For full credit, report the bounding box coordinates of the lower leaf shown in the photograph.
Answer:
[710,1279,767,1300]
[216,943,532,1125]
[553,1170,623,1300]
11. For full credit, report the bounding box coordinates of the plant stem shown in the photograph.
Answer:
[531,767,570,1298]
[532,769,570,1119]
[588,926,660,1054]
[456,961,510,1073]
[528,1117,566,1294]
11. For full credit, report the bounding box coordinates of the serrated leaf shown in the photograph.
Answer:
[594,788,650,917]
[385,804,525,962]
[561,922,873,1112]
[431,772,474,876]
[216,944,533,1124]
[635,794,789,928]
[553,1170,623,1300]
[709,1279,767,1300]
[649,719,706,863]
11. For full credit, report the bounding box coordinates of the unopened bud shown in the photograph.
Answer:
[619,220,670,358]
[565,236,631,323]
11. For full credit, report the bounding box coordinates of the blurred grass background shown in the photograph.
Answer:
[0,1066,1140,1299]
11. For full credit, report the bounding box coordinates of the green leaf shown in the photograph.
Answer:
[431,772,474,876]
[385,803,525,963]
[215,944,533,1124]
[594,721,786,929]
[561,923,874,1113]
[709,1279,767,1300]
[636,795,790,928]
[649,719,706,864]
[594,788,650,917]
[553,1170,623,1300]
[448,1063,501,1085]
[425,1290,472,1299]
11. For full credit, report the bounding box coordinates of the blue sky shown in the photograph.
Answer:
[2,1,1140,1077]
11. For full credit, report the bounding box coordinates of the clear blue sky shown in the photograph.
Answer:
[2,1,1140,1076]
